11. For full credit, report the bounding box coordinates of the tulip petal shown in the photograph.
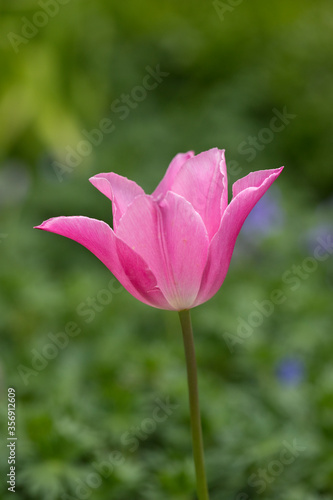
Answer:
[34,216,170,309]
[232,169,282,198]
[116,193,209,310]
[195,167,284,306]
[89,173,144,231]
[152,151,194,200]
[170,148,228,240]
[159,192,210,309]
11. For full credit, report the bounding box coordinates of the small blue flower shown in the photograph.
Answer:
[241,187,284,241]
[303,224,333,255]
[276,357,305,385]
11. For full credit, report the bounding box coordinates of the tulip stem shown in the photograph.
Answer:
[178,309,209,500]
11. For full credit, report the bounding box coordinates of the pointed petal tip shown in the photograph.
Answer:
[272,165,284,174]
[268,165,284,180]
[34,216,85,232]
[272,165,284,173]
[89,173,121,186]
[89,174,107,185]
[34,219,52,230]
[256,165,284,177]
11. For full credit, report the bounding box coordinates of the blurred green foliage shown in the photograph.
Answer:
[1,0,333,499]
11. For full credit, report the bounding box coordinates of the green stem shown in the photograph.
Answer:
[178,309,210,500]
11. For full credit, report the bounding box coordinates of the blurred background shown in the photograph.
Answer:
[0,0,333,499]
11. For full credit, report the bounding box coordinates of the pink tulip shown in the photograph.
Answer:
[35,148,283,311]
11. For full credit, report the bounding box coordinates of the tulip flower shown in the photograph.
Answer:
[36,149,283,311]
[35,148,283,500]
